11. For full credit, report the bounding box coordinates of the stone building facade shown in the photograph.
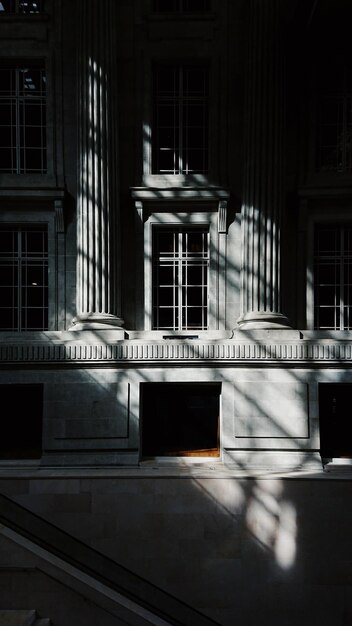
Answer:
[1,1,352,625]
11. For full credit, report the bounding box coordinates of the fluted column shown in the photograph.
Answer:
[71,0,124,331]
[237,0,291,329]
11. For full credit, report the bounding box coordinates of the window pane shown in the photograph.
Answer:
[0,308,16,330]
[0,147,13,171]
[0,226,48,331]
[0,264,17,286]
[153,226,208,330]
[157,265,175,286]
[0,230,16,255]
[157,287,175,306]
[0,65,46,173]
[315,306,336,329]
[152,64,208,175]
[318,285,338,305]
[155,307,175,329]
[184,286,203,306]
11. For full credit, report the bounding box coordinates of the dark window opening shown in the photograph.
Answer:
[153,0,210,13]
[316,60,352,173]
[0,225,48,331]
[0,1,43,13]
[152,225,209,330]
[319,384,352,458]
[142,382,220,457]
[0,62,46,173]
[0,384,43,459]
[152,64,209,174]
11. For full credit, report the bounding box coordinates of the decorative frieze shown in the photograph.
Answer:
[1,340,352,365]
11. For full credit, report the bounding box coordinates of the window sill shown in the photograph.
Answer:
[138,174,228,190]
[126,330,231,340]
[323,459,352,473]
[131,184,229,202]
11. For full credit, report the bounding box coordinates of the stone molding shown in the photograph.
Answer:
[1,339,352,365]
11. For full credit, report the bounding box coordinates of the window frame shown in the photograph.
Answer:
[141,57,218,187]
[313,222,352,331]
[304,203,352,330]
[0,56,55,188]
[0,199,65,331]
[152,223,210,331]
[0,60,47,175]
[0,223,49,331]
[134,198,227,333]
[141,381,221,460]
[151,63,209,176]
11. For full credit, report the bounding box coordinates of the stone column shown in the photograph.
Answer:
[71,0,124,331]
[237,0,291,329]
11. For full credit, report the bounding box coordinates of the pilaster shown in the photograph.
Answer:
[71,0,124,332]
[238,0,291,330]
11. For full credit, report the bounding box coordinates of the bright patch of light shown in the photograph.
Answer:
[274,502,297,570]
[245,480,297,569]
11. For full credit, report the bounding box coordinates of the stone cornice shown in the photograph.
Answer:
[1,339,352,367]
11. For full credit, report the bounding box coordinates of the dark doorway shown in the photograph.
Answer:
[141,382,220,457]
[319,383,352,458]
[0,384,43,459]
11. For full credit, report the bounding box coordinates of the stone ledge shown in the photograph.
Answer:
[1,338,352,365]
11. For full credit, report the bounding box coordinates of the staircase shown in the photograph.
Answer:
[0,494,220,626]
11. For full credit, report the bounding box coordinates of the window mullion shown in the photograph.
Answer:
[18,230,22,331]
[15,68,21,174]
[340,228,345,329]
[178,230,182,330]
[179,66,183,175]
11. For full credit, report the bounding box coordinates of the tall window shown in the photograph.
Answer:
[0,225,48,331]
[314,224,352,329]
[152,226,209,330]
[152,64,209,175]
[0,1,42,12]
[153,0,210,12]
[0,63,46,173]
[316,62,352,173]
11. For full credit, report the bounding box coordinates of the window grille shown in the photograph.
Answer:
[314,224,352,329]
[0,63,46,173]
[153,0,210,12]
[0,225,48,330]
[0,1,42,13]
[152,226,209,330]
[152,64,209,175]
